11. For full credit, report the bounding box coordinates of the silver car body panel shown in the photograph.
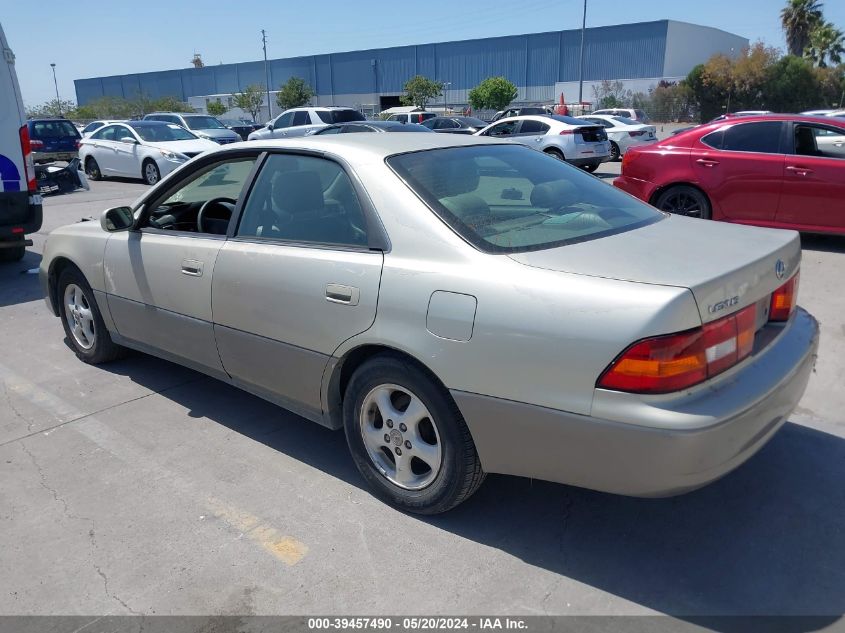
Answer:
[475,115,611,163]
[40,133,818,496]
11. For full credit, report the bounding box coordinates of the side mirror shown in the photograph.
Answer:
[120,137,138,144]
[266,122,274,130]
[101,206,134,232]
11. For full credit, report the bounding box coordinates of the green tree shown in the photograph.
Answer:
[25,98,77,118]
[781,0,823,57]
[400,75,444,109]
[233,84,266,121]
[591,79,632,109]
[806,21,845,67]
[764,55,823,112]
[276,77,315,111]
[206,100,228,117]
[150,95,194,113]
[467,76,517,112]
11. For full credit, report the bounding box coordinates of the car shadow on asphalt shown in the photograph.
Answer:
[0,251,43,308]
[100,354,844,626]
[801,234,845,254]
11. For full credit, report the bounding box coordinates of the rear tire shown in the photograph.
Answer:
[654,185,712,220]
[610,141,621,161]
[544,148,566,161]
[0,242,25,263]
[343,354,485,514]
[84,157,103,181]
[142,160,161,186]
[57,266,127,364]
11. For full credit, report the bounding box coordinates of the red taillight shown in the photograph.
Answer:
[598,304,757,394]
[75,139,81,149]
[18,125,37,193]
[11,227,24,234]
[628,130,645,137]
[559,129,574,135]
[770,273,799,322]
[30,139,44,150]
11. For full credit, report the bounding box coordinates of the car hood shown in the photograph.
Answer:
[192,128,240,140]
[143,139,220,154]
[508,214,801,324]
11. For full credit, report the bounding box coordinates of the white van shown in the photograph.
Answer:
[1,22,41,262]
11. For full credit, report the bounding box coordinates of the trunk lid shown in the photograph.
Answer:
[508,214,800,324]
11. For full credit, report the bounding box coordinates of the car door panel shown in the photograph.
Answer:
[104,231,226,373]
[212,242,383,417]
[776,123,845,231]
[112,136,140,177]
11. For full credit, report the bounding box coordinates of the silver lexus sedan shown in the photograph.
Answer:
[40,134,819,514]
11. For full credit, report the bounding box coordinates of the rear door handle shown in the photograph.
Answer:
[326,283,359,306]
[786,165,813,176]
[181,259,204,276]
[696,158,719,167]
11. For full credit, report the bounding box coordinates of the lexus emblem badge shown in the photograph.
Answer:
[775,259,786,280]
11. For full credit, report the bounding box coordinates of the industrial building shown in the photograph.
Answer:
[74,20,748,120]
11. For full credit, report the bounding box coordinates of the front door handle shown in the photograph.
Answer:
[786,165,813,176]
[326,283,359,306]
[696,158,719,167]
[181,259,204,276]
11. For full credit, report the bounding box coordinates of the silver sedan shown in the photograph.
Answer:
[40,134,819,514]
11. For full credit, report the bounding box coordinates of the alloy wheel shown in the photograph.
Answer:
[660,191,704,217]
[63,283,96,350]
[359,383,442,490]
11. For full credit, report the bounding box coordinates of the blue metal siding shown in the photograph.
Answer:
[74,21,681,105]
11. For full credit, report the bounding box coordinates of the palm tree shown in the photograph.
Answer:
[781,0,823,57]
[806,21,845,67]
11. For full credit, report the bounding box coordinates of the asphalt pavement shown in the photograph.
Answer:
[0,164,843,621]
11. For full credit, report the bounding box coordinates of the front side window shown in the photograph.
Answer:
[237,153,368,247]
[388,145,662,253]
[115,126,137,142]
[317,110,366,124]
[274,112,294,129]
[702,121,783,153]
[143,157,258,234]
[795,124,845,159]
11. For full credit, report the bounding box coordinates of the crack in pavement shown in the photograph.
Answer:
[19,440,139,615]
[1,381,32,433]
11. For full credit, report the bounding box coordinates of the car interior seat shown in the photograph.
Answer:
[795,126,819,156]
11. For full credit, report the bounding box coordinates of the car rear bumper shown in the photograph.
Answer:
[453,308,819,497]
[0,192,43,238]
[33,151,78,164]
[613,174,657,202]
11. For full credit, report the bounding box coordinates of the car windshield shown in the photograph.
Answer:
[388,145,662,253]
[462,117,489,127]
[612,116,639,126]
[316,110,366,124]
[132,123,198,142]
[184,116,226,130]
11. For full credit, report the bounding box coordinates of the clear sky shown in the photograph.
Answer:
[4,0,844,107]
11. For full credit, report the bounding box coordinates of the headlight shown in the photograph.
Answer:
[159,149,184,161]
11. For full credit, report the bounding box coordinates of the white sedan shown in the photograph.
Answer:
[579,114,657,161]
[80,121,219,185]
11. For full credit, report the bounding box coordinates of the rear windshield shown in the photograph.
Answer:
[31,120,80,138]
[184,116,226,130]
[387,145,662,253]
[316,110,366,124]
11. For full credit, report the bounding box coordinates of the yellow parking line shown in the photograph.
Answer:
[207,497,308,566]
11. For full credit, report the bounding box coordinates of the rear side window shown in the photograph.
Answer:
[316,110,366,124]
[292,111,310,126]
[702,122,783,153]
[388,144,662,253]
[236,153,368,247]
[519,120,550,134]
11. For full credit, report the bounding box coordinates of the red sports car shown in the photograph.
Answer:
[614,115,845,235]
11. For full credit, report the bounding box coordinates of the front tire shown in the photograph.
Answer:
[142,159,161,186]
[654,185,712,219]
[85,157,103,181]
[343,354,485,514]
[57,267,126,364]
[610,141,621,161]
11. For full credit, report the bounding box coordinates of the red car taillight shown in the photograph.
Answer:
[75,139,81,149]
[19,125,37,193]
[628,130,645,137]
[770,273,799,322]
[598,304,758,394]
[559,129,574,135]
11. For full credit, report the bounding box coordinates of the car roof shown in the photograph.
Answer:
[126,120,177,127]
[223,132,509,160]
[663,113,845,142]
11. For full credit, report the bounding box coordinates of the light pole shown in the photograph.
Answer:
[50,63,61,115]
[262,30,272,121]
[443,82,451,113]
[577,0,587,104]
